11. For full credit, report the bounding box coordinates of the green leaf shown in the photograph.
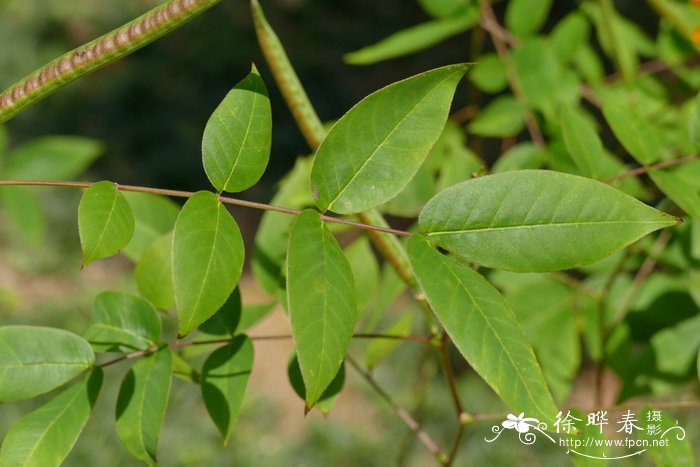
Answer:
[238,302,276,332]
[491,143,544,173]
[505,0,552,37]
[0,326,94,402]
[201,335,253,444]
[78,181,135,266]
[84,292,161,353]
[602,101,663,165]
[198,288,241,337]
[505,277,581,402]
[202,65,272,193]
[135,233,175,310]
[345,236,379,316]
[365,314,413,369]
[0,369,103,466]
[310,64,468,214]
[638,406,694,467]
[407,236,557,423]
[122,192,179,261]
[115,347,172,467]
[649,159,700,220]
[469,96,526,138]
[172,191,245,336]
[417,0,470,18]
[650,315,700,376]
[344,13,477,65]
[4,136,102,180]
[550,12,590,64]
[512,39,579,117]
[469,53,507,94]
[286,210,357,406]
[690,91,700,148]
[0,186,46,246]
[419,170,678,272]
[252,157,313,294]
[560,106,607,179]
[287,353,345,415]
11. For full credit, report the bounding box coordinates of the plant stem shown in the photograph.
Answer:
[346,355,448,465]
[603,153,700,183]
[478,0,545,148]
[0,0,221,123]
[436,334,467,466]
[0,179,411,237]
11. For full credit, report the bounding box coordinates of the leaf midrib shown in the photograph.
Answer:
[326,72,456,211]
[425,219,672,236]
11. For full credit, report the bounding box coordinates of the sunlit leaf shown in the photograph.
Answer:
[115,348,172,467]
[201,335,253,444]
[78,181,135,266]
[408,236,557,423]
[172,191,244,336]
[286,210,357,406]
[203,65,272,193]
[419,170,678,272]
[84,292,161,353]
[0,326,94,402]
[0,369,103,466]
[310,64,467,214]
[135,233,175,310]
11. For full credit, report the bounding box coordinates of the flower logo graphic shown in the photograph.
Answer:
[502,413,539,433]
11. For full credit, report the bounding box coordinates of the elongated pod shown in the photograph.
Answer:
[0,0,221,123]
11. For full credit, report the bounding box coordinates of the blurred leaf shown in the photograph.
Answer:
[78,181,135,266]
[419,170,678,272]
[567,408,607,466]
[505,0,552,37]
[365,314,413,369]
[310,64,468,214]
[560,106,608,179]
[287,210,357,406]
[602,100,663,165]
[0,326,94,402]
[365,263,407,332]
[198,288,241,338]
[0,369,102,466]
[201,335,253,444]
[172,191,244,336]
[469,53,507,94]
[436,122,482,190]
[506,278,581,402]
[407,236,558,424]
[252,157,313,294]
[689,91,700,150]
[0,186,46,246]
[237,301,277,332]
[3,136,102,180]
[417,0,470,18]
[491,143,544,173]
[122,192,179,261]
[550,12,590,64]
[344,12,476,65]
[512,39,579,117]
[0,125,7,163]
[172,352,199,384]
[345,236,379,316]
[649,159,700,219]
[573,42,605,82]
[202,65,272,193]
[638,406,694,467]
[650,315,700,377]
[135,233,175,310]
[469,96,525,138]
[84,292,161,353]
[115,348,172,467]
[287,353,345,415]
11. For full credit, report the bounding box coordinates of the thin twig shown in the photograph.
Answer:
[0,179,412,237]
[602,154,700,183]
[613,230,672,324]
[479,0,545,148]
[346,355,447,464]
[437,335,467,467]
